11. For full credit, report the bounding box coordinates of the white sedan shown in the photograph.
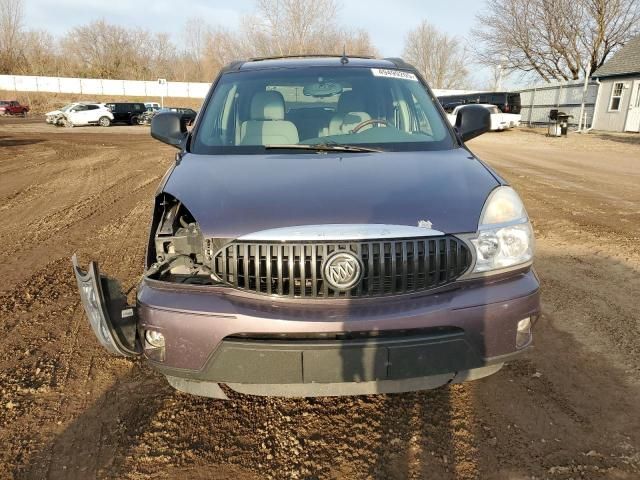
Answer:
[447,104,509,131]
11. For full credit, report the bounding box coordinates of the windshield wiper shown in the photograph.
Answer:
[264,143,383,153]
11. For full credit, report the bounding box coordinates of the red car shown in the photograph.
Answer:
[0,100,29,116]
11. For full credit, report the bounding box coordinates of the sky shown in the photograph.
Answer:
[23,0,508,88]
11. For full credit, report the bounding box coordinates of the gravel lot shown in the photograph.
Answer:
[0,118,639,479]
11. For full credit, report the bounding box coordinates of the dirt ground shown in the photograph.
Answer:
[0,118,639,480]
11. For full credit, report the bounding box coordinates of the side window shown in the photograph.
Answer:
[134,104,143,111]
[609,83,623,111]
[200,82,237,146]
[412,95,433,135]
[87,105,99,110]
[74,105,88,111]
[396,83,434,136]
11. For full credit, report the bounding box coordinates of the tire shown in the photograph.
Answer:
[98,116,111,127]
[131,115,140,125]
[64,119,74,128]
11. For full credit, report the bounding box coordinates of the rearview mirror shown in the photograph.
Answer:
[455,105,491,142]
[151,111,188,149]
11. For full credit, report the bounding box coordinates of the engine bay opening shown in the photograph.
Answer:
[147,194,216,285]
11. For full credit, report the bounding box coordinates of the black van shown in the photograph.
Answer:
[105,102,147,125]
[475,92,521,114]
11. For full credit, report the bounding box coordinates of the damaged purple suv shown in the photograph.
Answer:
[73,56,540,399]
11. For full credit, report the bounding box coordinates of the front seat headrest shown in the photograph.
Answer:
[250,91,286,120]
[337,91,366,113]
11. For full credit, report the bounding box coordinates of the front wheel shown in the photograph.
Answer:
[98,116,111,127]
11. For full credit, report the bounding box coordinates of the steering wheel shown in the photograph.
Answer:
[351,118,390,133]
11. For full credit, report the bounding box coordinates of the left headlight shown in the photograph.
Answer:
[470,186,534,274]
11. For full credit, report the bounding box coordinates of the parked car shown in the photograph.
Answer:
[145,102,161,110]
[74,56,539,399]
[46,102,83,123]
[439,92,521,128]
[165,107,197,125]
[0,100,29,116]
[447,104,509,131]
[104,102,146,125]
[138,109,156,125]
[51,103,114,127]
[442,101,465,113]
[141,107,197,127]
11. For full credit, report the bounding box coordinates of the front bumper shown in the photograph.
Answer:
[136,269,540,396]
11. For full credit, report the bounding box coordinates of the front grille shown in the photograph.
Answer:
[211,237,472,298]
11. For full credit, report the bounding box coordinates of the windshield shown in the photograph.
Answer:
[192,66,454,154]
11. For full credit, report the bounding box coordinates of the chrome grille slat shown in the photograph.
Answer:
[214,236,471,299]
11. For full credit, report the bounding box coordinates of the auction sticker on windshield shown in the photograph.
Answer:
[371,68,418,81]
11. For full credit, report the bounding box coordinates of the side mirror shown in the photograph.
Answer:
[151,111,188,149]
[455,105,491,142]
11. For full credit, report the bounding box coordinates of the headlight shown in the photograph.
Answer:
[470,186,534,274]
[78,280,118,352]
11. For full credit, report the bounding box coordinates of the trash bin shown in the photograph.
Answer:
[547,110,573,137]
[557,113,572,136]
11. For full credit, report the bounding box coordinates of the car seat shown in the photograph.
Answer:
[240,91,299,145]
[320,91,372,137]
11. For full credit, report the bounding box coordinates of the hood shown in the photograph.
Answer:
[163,148,499,238]
[46,109,62,116]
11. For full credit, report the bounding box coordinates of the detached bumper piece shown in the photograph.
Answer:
[72,254,140,357]
[157,330,509,399]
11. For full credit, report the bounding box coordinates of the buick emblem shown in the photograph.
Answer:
[322,252,363,291]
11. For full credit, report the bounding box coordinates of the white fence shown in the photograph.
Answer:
[0,74,211,99]
[518,79,599,127]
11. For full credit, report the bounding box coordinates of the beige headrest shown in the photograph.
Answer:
[250,91,286,120]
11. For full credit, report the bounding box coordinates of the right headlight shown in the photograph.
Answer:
[470,186,534,274]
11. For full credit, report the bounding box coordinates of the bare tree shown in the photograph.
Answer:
[20,30,60,75]
[59,20,178,80]
[473,0,640,82]
[402,20,470,89]
[1,0,377,80]
[179,17,210,81]
[240,0,376,57]
[0,0,24,73]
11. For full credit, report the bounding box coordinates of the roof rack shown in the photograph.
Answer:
[247,54,376,62]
